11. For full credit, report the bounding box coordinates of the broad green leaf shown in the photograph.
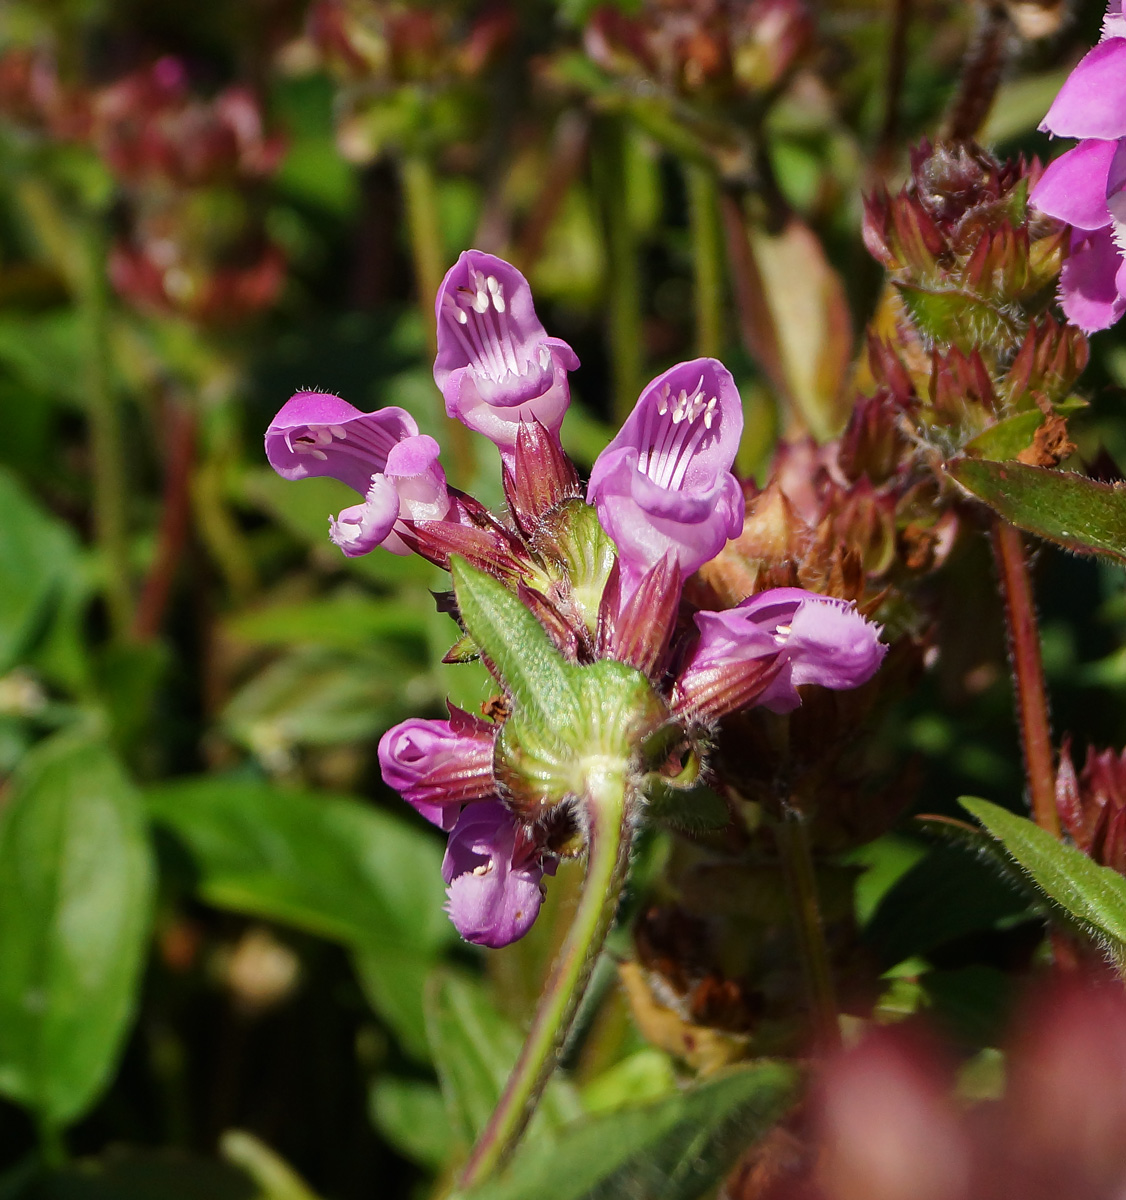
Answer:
[351,946,432,1062]
[221,645,429,755]
[369,1078,454,1171]
[0,468,79,676]
[224,593,430,650]
[449,559,579,724]
[866,841,1033,967]
[424,971,582,1149]
[960,797,1126,953]
[470,1062,797,1200]
[949,459,1126,563]
[146,778,451,954]
[0,734,154,1127]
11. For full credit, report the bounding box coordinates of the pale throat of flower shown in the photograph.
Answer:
[441,267,551,384]
[637,376,720,490]
[285,420,401,469]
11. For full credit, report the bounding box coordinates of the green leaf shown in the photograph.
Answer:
[470,1062,797,1200]
[369,1078,454,1171]
[949,459,1126,563]
[351,945,432,1062]
[146,778,451,954]
[960,796,1126,954]
[0,468,79,676]
[424,971,582,1149]
[449,559,579,725]
[0,734,154,1127]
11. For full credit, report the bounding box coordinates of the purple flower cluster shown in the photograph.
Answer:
[265,250,886,948]
[1031,1,1126,332]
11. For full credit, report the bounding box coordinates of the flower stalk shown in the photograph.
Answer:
[993,517,1060,838]
[685,162,724,360]
[456,770,635,1192]
[79,219,133,640]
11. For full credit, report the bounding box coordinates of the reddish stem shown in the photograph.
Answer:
[132,398,196,643]
[992,518,1060,837]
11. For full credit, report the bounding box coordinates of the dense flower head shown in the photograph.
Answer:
[588,357,745,597]
[1030,3,1126,331]
[1055,736,1126,873]
[268,251,889,949]
[434,250,579,455]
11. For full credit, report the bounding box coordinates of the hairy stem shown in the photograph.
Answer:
[993,518,1060,837]
[79,220,132,639]
[944,1,1012,142]
[457,770,634,1191]
[594,119,644,426]
[685,162,724,360]
[778,805,839,1050]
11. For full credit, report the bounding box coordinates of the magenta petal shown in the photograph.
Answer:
[783,595,888,691]
[265,390,418,494]
[441,802,544,948]
[1108,139,1126,224]
[588,358,745,593]
[328,474,399,558]
[378,712,495,830]
[1058,226,1126,332]
[1030,140,1117,230]
[434,250,578,452]
[1041,40,1126,140]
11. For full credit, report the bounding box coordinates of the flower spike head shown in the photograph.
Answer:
[442,801,550,947]
[265,391,452,557]
[377,705,496,830]
[587,358,745,598]
[673,587,886,721]
[434,250,579,456]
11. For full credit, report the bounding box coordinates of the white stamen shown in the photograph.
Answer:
[472,860,493,876]
[328,425,347,439]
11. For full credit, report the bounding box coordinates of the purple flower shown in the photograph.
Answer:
[265,390,452,557]
[587,358,745,597]
[1030,10,1126,332]
[673,587,887,720]
[442,801,552,948]
[377,705,496,830]
[434,250,579,456]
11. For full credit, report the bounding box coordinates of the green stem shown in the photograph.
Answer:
[37,1115,68,1169]
[399,153,474,481]
[78,220,132,639]
[594,120,644,426]
[685,162,724,360]
[457,769,635,1192]
[778,805,839,1050]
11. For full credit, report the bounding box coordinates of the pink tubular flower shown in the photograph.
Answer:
[441,802,553,948]
[587,358,745,598]
[264,390,451,557]
[1030,6,1126,332]
[673,587,886,720]
[433,250,579,457]
[377,706,496,830]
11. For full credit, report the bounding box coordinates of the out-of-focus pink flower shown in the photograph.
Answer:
[765,976,1126,1200]
[1031,9,1126,332]
[588,358,744,600]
